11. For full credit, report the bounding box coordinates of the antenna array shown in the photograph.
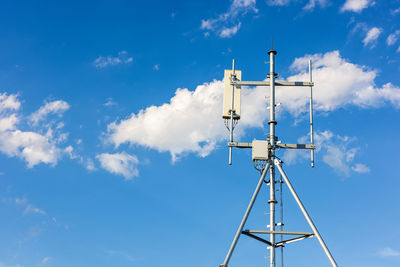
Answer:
[219,48,337,267]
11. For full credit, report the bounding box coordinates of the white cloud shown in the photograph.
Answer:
[96,152,139,179]
[103,98,116,107]
[220,23,242,38]
[29,100,70,126]
[377,247,400,257]
[105,50,400,164]
[391,7,400,15]
[386,30,400,46]
[284,130,368,177]
[352,163,370,173]
[0,93,71,167]
[267,0,291,6]
[93,51,133,69]
[0,93,21,111]
[200,0,257,38]
[285,51,400,112]
[15,197,46,215]
[303,0,328,11]
[340,0,372,13]
[153,64,160,71]
[41,257,51,265]
[362,27,382,47]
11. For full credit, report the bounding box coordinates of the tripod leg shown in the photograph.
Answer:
[220,162,270,267]
[274,159,338,267]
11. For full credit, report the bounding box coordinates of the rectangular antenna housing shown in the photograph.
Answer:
[222,69,242,119]
[252,140,269,161]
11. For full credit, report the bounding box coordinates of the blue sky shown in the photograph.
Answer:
[0,0,400,266]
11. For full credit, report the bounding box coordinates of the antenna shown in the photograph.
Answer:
[219,49,337,267]
[222,60,242,164]
[309,59,315,168]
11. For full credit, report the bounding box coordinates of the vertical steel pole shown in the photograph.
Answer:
[221,162,270,267]
[309,60,315,168]
[229,60,235,165]
[268,49,277,267]
[274,159,338,267]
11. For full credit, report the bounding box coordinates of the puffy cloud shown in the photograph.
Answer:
[29,100,70,126]
[0,93,20,110]
[200,0,257,38]
[93,51,133,69]
[362,27,382,47]
[0,93,71,167]
[0,130,60,167]
[386,30,400,46]
[377,247,400,257]
[284,130,368,177]
[283,50,400,113]
[96,152,139,179]
[105,50,400,163]
[340,0,373,13]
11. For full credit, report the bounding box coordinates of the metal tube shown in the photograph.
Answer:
[269,165,276,267]
[221,162,270,267]
[309,60,315,168]
[274,159,338,267]
[229,60,235,165]
[268,49,277,267]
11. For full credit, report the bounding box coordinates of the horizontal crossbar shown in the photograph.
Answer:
[228,142,316,150]
[231,81,314,87]
[245,230,313,235]
[275,234,314,247]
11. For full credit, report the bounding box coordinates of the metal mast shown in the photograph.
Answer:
[268,49,277,266]
[220,48,338,267]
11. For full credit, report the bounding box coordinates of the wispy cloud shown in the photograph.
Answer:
[303,0,329,11]
[284,130,368,177]
[15,197,46,215]
[96,152,139,179]
[386,30,400,46]
[352,163,370,173]
[377,247,400,257]
[200,0,257,38]
[29,100,70,126]
[341,0,373,13]
[40,257,51,265]
[93,51,133,69]
[106,249,134,262]
[267,0,291,6]
[103,98,116,107]
[363,27,382,47]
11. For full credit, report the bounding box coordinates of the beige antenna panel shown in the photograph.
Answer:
[222,69,242,119]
